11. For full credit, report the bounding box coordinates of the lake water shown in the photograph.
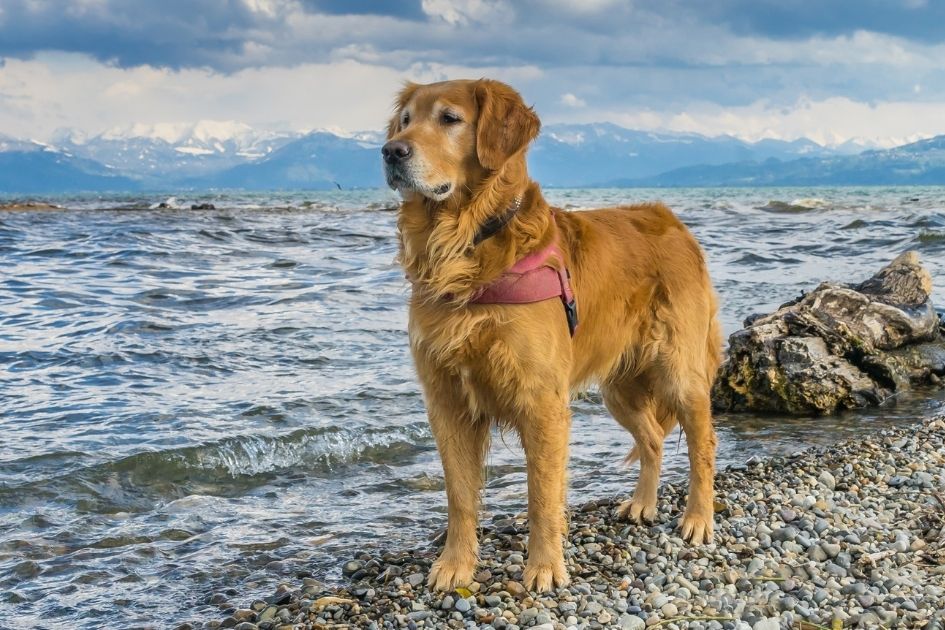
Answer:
[2,187,944,628]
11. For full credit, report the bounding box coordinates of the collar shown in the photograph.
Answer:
[472,195,523,246]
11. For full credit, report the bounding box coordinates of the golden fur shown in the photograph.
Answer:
[384,79,722,592]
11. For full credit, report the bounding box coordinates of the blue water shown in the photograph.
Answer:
[1,187,944,628]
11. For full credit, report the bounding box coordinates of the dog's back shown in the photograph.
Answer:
[557,202,721,392]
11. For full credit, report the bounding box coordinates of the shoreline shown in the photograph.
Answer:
[195,415,945,630]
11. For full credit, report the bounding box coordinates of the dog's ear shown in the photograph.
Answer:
[387,82,420,139]
[474,79,540,171]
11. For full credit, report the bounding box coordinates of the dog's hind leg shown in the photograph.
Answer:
[602,376,664,524]
[650,358,718,545]
[673,388,716,545]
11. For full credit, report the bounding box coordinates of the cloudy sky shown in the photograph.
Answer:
[1,0,944,146]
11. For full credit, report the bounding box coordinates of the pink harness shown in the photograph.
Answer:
[470,230,579,336]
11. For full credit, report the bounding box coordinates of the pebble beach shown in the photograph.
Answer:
[195,414,945,630]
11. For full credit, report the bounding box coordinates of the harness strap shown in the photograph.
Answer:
[470,215,578,336]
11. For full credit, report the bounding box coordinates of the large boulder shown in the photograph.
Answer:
[712,251,945,414]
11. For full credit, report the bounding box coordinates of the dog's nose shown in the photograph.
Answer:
[382,140,413,164]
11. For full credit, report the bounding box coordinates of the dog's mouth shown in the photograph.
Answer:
[386,166,453,201]
[430,182,453,198]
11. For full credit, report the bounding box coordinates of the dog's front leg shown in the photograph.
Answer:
[426,394,490,591]
[520,395,571,592]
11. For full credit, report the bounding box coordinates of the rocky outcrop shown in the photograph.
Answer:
[712,251,945,414]
[0,201,61,211]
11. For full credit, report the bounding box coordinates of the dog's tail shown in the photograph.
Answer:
[624,410,679,466]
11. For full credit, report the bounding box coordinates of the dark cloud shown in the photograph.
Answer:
[1,0,942,73]
[0,0,278,69]
[0,0,942,112]
[693,0,945,44]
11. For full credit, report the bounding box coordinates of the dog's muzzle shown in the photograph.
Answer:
[382,140,412,165]
[382,141,413,190]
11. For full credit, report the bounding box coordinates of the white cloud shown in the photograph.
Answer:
[3,52,944,148]
[0,53,544,140]
[560,92,586,108]
[420,0,513,26]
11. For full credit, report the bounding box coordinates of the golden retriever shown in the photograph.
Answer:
[382,79,721,593]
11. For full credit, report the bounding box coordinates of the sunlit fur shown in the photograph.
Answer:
[387,79,723,593]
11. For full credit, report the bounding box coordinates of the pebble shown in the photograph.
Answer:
[619,613,646,629]
[817,470,836,490]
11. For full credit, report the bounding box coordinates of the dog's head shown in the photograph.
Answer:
[382,79,540,202]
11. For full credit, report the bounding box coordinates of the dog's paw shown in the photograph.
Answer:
[523,559,569,593]
[679,511,714,545]
[427,554,476,591]
[617,498,658,524]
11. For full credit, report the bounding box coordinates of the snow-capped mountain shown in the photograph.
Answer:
[197,131,384,190]
[0,135,139,193]
[1,121,943,193]
[0,133,56,154]
[51,121,303,184]
[530,123,862,186]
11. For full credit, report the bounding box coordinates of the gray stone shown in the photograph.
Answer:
[818,471,837,490]
[712,252,945,414]
[619,614,646,630]
[821,543,841,558]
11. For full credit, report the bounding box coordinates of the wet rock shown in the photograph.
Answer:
[232,610,255,622]
[191,203,217,210]
[713,252,945,414]
[265,590,292,606]
[257,607,277,623]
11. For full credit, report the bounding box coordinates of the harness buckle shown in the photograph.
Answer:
[563,296,578,337]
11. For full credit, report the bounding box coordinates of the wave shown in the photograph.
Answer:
[0,423,433,510]
[116,423,433,479]
[916,229,945,244]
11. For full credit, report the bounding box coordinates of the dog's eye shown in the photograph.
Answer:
[441,111,462,125]
[401,112,410,127]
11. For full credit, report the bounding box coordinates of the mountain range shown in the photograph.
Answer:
[1,122,943,193]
